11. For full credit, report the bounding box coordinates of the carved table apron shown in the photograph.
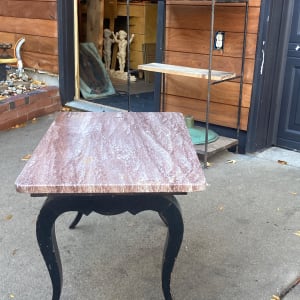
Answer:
[15,112,206,300]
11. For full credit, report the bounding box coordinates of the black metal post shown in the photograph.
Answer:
[126,0,131,111]
[154,0,166,112]
[236,0,249,153]
[205,0,216,167]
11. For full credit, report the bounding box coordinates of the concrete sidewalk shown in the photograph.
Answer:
[1,112,300,300]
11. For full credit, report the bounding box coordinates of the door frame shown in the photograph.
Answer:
[246,0,294,152]
[57,0,75,105]
[57,0,161,108]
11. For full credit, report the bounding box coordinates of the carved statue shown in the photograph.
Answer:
[103,28,114,71]
[112,30,134,73]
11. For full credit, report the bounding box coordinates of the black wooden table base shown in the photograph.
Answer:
[36,194,184,300]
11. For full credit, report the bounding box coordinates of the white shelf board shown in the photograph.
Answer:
[138,63,236,81]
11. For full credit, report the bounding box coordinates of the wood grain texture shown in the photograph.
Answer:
[86,0,104,52]
[0,16,57,38]
[165,51,255,84]
[0,1,57,20]
[22,52,58,74]
[166,5,260,34]
[165,95,249,130]
[163,1,261,131]
[249,0,261,6]
[138,63,236,80]
[15,112,206,194]
[165,75,252,108]
[0,51,59,74]
[166,28,257,59]
[166,0,260,6]
[0,0,58,73]
[0,32,58,56]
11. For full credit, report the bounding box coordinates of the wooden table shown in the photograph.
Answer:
[15,112,206,300]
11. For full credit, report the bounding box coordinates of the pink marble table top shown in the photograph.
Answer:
[15,112,206,194]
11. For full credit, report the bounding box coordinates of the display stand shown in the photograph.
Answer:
[138,0,249,167]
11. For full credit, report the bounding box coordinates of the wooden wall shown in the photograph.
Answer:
[164,0,261,131]
[0,0,58,74]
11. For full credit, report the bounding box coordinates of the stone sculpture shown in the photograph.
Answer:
[112,30,134,73]
[103,28,114,71]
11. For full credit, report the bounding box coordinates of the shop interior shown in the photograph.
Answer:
[76,0,158,110]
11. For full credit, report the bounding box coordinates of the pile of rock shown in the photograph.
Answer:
[0,71,45,100]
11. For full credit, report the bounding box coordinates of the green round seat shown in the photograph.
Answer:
[188,127,219,145]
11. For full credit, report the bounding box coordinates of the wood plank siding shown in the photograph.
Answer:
[164,0,261,130]
[0,0,58,74]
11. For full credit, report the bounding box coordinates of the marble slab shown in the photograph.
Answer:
[15,112,206,194]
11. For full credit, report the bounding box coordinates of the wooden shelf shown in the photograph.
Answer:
[138,63,236,81]
[194,135,238,158]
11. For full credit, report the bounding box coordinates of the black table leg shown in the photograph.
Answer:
[36,194,184,300]
[69,212,83,229]
[36,197,63,300]
[159,198,184,300]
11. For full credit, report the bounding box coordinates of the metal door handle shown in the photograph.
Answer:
[296,45,300,51]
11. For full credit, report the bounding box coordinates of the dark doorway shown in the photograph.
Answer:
[277,0,300,150]
[246,0,297,153]
[57,0,157,110]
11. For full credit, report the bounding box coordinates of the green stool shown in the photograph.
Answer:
[185,115,219,145]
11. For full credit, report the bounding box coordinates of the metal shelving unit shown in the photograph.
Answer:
[138,0,249,167]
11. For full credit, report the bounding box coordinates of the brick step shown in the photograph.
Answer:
[0,86,61,130]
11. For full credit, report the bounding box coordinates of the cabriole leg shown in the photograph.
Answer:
[159,197,184,300]
[69,212,83,229]
[36,197,63,300]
